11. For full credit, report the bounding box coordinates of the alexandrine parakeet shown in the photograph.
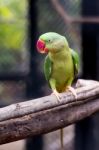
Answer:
[36,32,79,149]
[36,32,79,99]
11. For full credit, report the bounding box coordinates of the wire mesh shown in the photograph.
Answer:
[0,81,26,105]
[0,0,29,75]
[0,0,29,106]
[37,0,81,50]
[0,1,28,150]
[0,0,82,149]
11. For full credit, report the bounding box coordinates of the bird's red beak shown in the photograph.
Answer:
[36,39,48,53]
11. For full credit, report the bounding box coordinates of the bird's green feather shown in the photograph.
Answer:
[70,48,79,77]
[44,55,52,82]
[44,49,79,87]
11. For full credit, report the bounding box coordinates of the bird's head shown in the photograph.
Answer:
[36,32,69,54]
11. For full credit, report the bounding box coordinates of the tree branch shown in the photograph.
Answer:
[0,79,99,144]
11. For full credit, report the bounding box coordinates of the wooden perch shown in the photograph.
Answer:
[0,79,99,145]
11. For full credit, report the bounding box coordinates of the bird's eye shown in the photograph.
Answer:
[48,39,51,42]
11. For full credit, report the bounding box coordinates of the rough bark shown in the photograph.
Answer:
[0,79,99,145]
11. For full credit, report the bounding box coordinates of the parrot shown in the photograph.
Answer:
[36,32,79,150]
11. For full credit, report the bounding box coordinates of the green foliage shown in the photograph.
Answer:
[0,0,27,73]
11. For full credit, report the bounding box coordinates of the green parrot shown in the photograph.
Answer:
[36,32,79,149]
[36,32,79,98]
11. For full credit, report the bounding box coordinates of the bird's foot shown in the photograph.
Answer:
[66,86,77,99]
[51,89,61,102]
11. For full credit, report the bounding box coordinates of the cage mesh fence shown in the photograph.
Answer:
[0,0,29,75]
[0,0,28,106]
[0,81,26,105]
[37,0,81,49]
[0,0,81,149]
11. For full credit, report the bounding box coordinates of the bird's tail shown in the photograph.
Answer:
[60,128,64,150]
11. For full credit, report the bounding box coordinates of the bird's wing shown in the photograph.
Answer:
[70,48,79,77]
[44,55,53,83]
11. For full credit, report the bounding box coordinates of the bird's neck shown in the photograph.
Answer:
[49,49,70,62]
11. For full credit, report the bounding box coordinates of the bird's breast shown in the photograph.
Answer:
[51,60,74,89]
[52,61,72,79]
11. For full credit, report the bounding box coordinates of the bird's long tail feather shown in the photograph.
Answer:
[60,128,64,150]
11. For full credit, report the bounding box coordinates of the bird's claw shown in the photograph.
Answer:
[66,86,77,99]
[51,90,61,102]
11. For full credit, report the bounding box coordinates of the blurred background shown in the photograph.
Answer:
[0,0,99,150]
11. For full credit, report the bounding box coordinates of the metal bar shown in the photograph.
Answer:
[75,0,99,150]
[26,0,43,150]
